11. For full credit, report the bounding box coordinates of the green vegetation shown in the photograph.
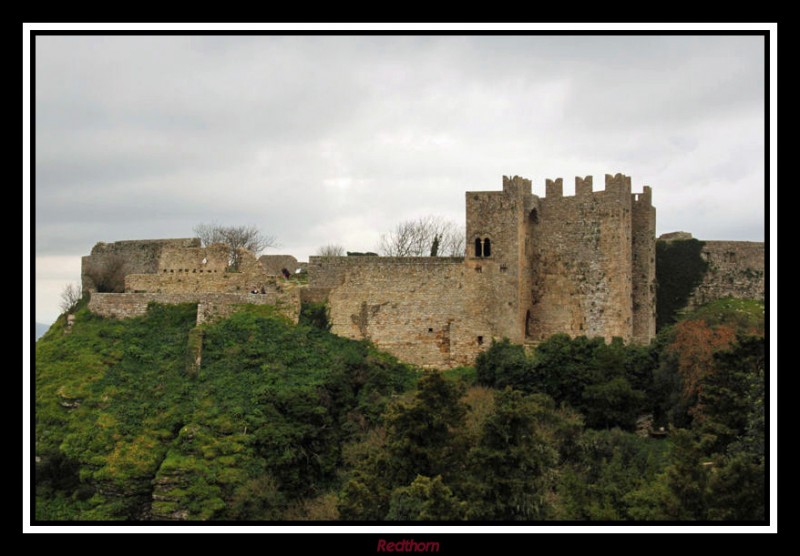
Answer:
[35,297,766,521]
[656,238,708,330]
[36,302,416,520]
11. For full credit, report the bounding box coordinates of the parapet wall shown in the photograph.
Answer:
[541,173,638,201]
[88,290,300,325]
[308,256,465,288]
[687,240,765,309]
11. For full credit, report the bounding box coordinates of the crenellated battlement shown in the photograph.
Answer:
[545,178,563,198]
[575,175,593,197]
[633,185,653,206]
[541,173,641,200]
[502,175,532,196]
[605,172,632,196]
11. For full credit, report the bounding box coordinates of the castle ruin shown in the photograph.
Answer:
[81,173,764,369]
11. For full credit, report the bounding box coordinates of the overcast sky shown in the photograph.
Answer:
[33,35,766,324]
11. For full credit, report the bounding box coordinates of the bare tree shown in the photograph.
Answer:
[84,254,128,293]
[60,283,82,314]
[377,216,465,257]
[194,223,277,270]
[316,244,345,257]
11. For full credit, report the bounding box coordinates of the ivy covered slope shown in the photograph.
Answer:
[35,302,416,520]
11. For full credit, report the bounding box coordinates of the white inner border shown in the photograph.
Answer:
[23,21,778,534]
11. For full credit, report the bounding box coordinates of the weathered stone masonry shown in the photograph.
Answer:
[88,291,300,325]
[306,257,481,368]
[83,241,300,324]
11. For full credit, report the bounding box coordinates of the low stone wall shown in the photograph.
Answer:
[126,271,277,295]
[88,291,300,324]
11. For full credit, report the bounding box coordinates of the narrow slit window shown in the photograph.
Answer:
[474,237,483,257]
[483,238,491,257]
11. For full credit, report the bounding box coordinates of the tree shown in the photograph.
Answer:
[59,283,82,314]
[83,254,127,293]
[475,339,531,391]
[377,216,465,257]
[430,235,440,257]
[193,223,276,271]
[386,475,466,520]
[581,377,645,431]
[464,389,560,520]
[316,244,345,257]
[385,372,467,486]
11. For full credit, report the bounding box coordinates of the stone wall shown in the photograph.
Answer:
[82,238,200,292]
[310,257,481,368]
[88,290,300,325]
[259,255,302,275]
[158,244,229,273]
[687,240,765,309]
[126,247,276,294]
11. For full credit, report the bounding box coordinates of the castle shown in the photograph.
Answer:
[82,174,764,369]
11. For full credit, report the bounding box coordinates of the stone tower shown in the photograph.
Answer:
[464,173,656,346]
[464,175,539,344]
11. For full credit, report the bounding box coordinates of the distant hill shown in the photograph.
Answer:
[35,322,50,340]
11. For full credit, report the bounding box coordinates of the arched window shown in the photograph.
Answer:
[483,238,491,257]
[474,238,483,257]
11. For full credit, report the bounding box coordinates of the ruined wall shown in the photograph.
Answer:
[310,257,482,368]
[158,244,229,273]
[88,290,300,325]
[527,174,635,342]
[82,238,200,292]
[126,247,274,294]
[686,240,765,309]
[259,255,301,275]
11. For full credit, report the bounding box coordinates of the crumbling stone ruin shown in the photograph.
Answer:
[82,174,765,369]
[82,239,301,324]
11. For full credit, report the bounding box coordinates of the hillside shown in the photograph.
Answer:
[35,297,766,521]
[35,302,416,520]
